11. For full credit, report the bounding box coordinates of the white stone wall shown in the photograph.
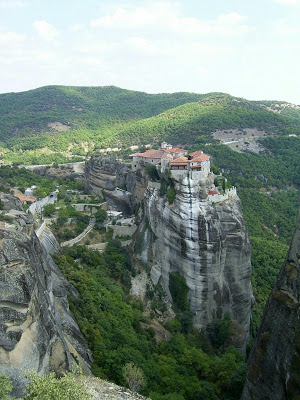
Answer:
[208,187,237,203]
[170,169,209,184]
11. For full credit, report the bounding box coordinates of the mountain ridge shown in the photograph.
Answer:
[0,85,300,165]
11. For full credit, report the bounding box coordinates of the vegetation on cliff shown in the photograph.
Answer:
[53,243,246,400]
[201,139,299,335]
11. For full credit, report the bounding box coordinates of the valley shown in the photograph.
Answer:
[0,85,299,399]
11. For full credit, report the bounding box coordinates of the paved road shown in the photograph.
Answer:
[28,191,58,216]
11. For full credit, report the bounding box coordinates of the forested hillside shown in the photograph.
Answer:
[0,86,300,164]
[201,137,300,333]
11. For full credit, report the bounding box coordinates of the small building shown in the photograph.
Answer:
[161,142,173,150]
[17,194,36,204]
[131,149,166,170]
[170,151,211,174]
[164,148,187,158]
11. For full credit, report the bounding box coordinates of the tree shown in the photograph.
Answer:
[43,203,56,217]
[56,216,68,226]
[169,272,189,312]
[207,313,232,348]
[95,208,107,223]
[146,164,159,180]
[122,362,146,393]
[166,187,176,204]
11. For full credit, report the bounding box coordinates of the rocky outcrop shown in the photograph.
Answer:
[86,155,130,192]
[85,155,253,352]
[25,161,86,181]
[39,225,61,254]
[0,193,92,397]
[242,210,300,400]
[135,174,253,352]
[85,155,148,214]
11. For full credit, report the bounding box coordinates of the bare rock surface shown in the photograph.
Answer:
[0,193,92,397]
[242,210,300,400]
[135,175,253,353]
[85,377,149,400]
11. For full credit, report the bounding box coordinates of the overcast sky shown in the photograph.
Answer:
[0,0,300,104]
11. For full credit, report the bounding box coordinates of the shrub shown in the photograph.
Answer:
[0,372,13,400]
[146,164,159,180]
[169,272,189,312]
[122,362,146,393]
[0,214,13,223]
[24,368,91,400]
[206,312,232,348]
[166,187,176,204]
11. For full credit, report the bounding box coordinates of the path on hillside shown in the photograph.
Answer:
[60,218,95,247]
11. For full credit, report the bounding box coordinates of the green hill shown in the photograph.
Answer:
[112,95,300,147]
[0,85,300,164]
[0,85,210,140]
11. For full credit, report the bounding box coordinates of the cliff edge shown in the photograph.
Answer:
[135,173,253,353]
[242,210,300,400]
[0,193,92,397]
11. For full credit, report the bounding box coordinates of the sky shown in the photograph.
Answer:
[0,0,300,104]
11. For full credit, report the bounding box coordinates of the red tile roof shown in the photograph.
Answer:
[189,151,203,157]
[134,149,166,159]
[208,190,218,195]
[165,148,186,153]
[170,156,189,165]
[161,153,173,159]
[131,147,210,164]
[191,154,210,162]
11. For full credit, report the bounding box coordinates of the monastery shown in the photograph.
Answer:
[131,142,211,177]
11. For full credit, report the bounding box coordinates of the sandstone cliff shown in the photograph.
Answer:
[0,193,92,396]
[135,174,253,352]
[242,210,300,400]
[86,155,253,352]
[85,155,148,214]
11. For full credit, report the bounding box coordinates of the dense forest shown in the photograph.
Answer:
[53,243,246,400]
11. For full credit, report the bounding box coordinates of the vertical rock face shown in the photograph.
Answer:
[85,155,253,352]
[0,194,92,397]
[85,155,130,192]
[85,155,148,214]
[135,175,253,352]
[242,211,300,400]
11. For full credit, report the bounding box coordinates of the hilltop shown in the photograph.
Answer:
[0,85,300,164]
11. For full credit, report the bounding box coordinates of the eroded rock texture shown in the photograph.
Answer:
[0,194,92,396]
[85,155,148,214]
[85,155,253,352]
[86,155,130,192]
[135,176,253,352]
[242,211,300,400]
